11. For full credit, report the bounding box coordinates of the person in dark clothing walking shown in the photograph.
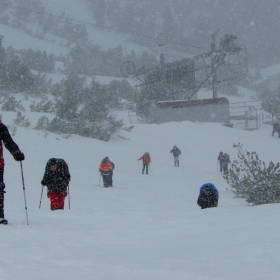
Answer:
[138,152,151,174]
[221,153,230,174]
[217,151,224,172]
[170,145,181,167]
[0,120,25,225]
[197,186,218,209]
[41,158,70,211]
[99,157,115,187]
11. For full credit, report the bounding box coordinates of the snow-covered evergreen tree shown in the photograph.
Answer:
[1,96,25,111]
[34,116,49,130]
[13,111,30,127]
[224,143,280,205]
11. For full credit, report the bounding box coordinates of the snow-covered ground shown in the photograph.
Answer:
[1,2,279,278]
[0,99,279,280]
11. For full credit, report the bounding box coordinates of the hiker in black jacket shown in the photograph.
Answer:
[170,145,181,167]
[197,186,218,209]
[41,158,70,211]
[0,120,25,225]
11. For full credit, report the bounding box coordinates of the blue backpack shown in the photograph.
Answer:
[200,183,219,200]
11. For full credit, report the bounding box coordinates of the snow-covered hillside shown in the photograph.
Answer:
[1,99,280,279]
[1,0,148,54]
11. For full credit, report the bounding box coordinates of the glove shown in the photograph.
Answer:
[13,151,25,161]
[0,182,6,193]
[41,180,46,186]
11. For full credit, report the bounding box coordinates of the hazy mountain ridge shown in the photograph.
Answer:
[1,0,280,69]
[85,0,280,68]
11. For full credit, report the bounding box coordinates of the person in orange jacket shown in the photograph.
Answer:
[99,157,115,187]
[138,152,151,175]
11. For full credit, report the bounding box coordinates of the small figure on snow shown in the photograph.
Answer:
[138,152,151,175]
[170,145,181,167]
[221,153,231,174]
[217,151,224,172]
[41,158,71,211]
[0,120,25,225]
[272,123,280,137]
[99,157,115,187]
[197,183,219,209]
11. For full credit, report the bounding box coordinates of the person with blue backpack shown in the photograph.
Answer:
[197,183,218,209]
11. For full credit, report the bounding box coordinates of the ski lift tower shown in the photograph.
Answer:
[120,31,248,121]
[210,29,219,98]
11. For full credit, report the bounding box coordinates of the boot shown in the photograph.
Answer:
[0,217,8,225]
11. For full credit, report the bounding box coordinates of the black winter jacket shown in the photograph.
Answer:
[0,123,20,154]
[197,192,218,209]
[41,158,70,193]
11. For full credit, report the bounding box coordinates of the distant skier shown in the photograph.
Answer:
[221,153,231,174]
[217,151,224,172]
[138,152,151,174]
[41,158,71,211]
[170,145,181,167]
[99,157,115,187]
[0,120,25,225]
[197,184,218,209]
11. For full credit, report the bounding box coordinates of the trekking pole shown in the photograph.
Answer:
[217,160,219,173]
[20,161,29,225]
[137,160,140,174]
[68,184,70,210]
[149,164,153,175]
[180,155,185,167]
[169,154,172,166]
[98,173,101,186]
[39,185,44,209]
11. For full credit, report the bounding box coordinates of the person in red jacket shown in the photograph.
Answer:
[99,157,115,187]
[0,120,25,225]
[138,152,151,175]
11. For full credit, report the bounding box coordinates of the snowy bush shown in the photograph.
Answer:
[47,116,123,142]
[7,125,17,136]
[34,116,49,130]
[13,111,30,127]
[39,74,124,141]
[261,85,280,116]
[1,97,25,111]
[30,100,55,113]
[223,143,280,205]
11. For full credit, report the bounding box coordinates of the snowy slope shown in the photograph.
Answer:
[0,104,279,280]
[39,0,150,53]
[1,0,144,84]
[0,2,279,279]
[1,0,148,54]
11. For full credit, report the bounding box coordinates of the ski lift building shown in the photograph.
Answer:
[149,97,230,124]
